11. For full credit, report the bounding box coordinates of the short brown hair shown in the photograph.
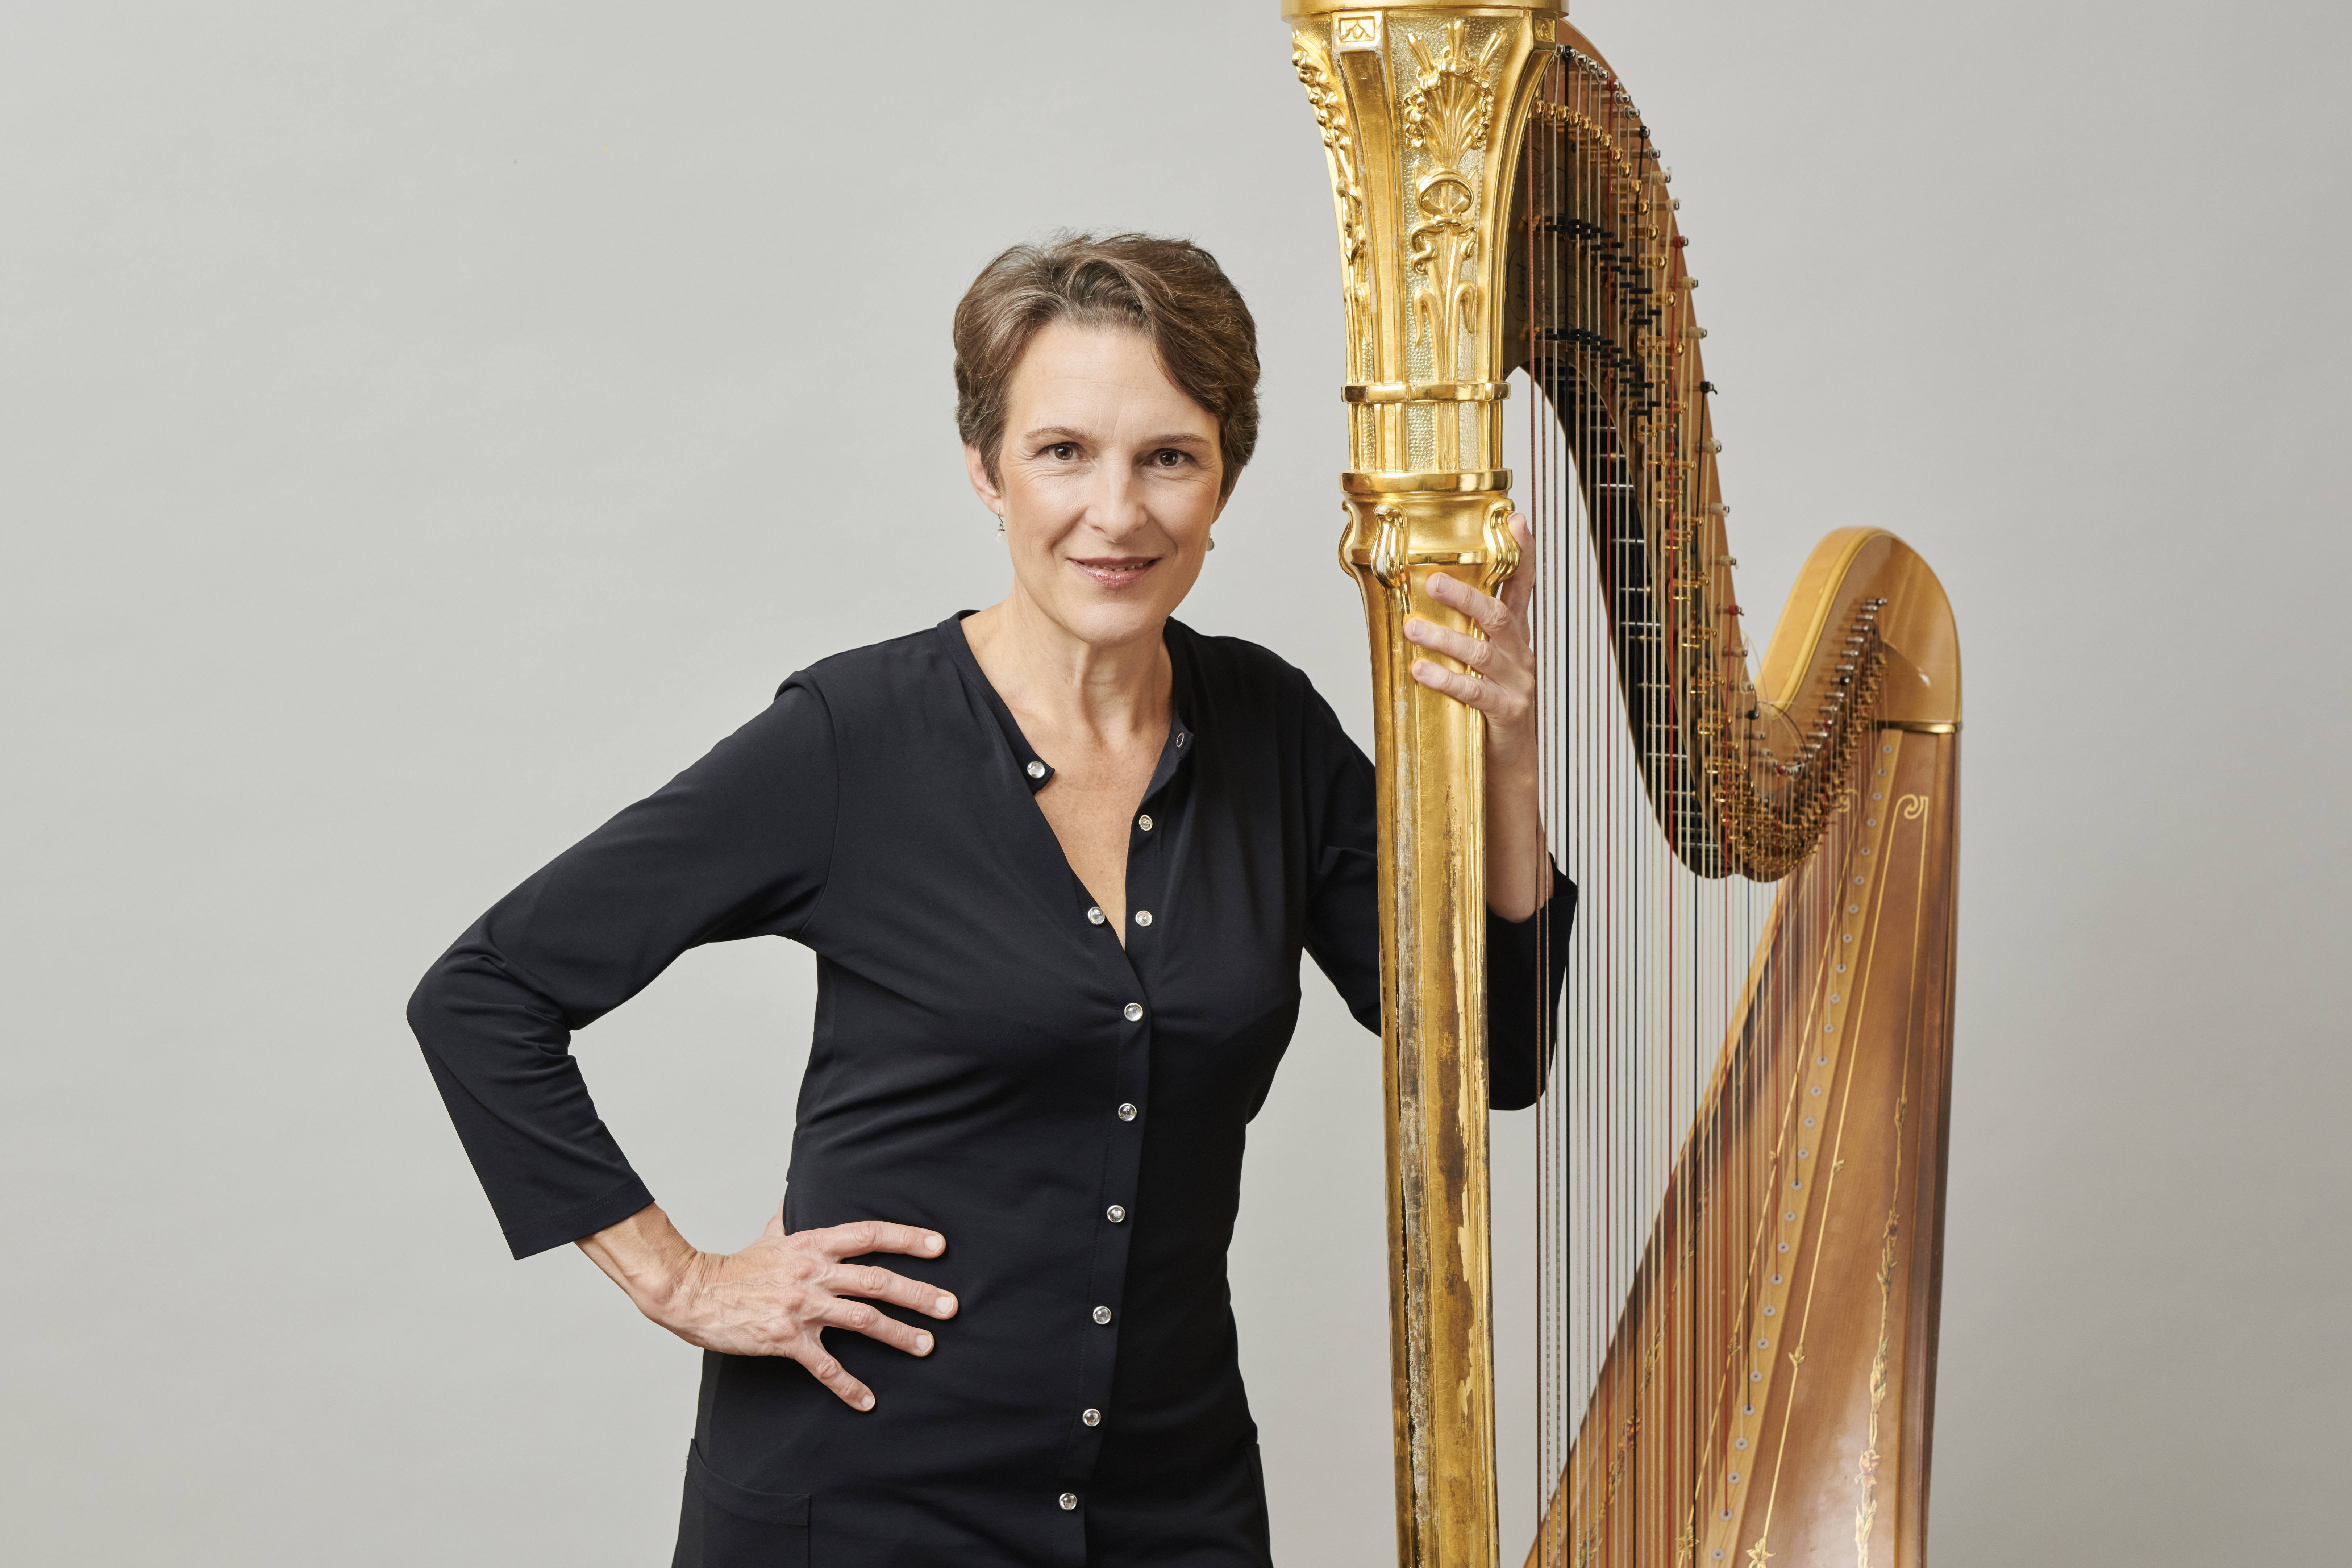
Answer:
[953,233,1260,498]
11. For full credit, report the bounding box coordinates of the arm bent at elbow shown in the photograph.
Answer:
[578,1202,961,1413]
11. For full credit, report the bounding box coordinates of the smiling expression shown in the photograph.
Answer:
[965,321,1228,653]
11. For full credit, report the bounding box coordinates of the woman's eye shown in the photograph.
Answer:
[1152,449,1186,468]
[1047,442,1078,461]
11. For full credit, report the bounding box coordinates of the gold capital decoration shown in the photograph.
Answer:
[1402,21,1503,471]
[1287,5,1561,1566]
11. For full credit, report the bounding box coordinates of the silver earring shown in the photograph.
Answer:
[995,516,1006,538]
[1207,533,1216,552]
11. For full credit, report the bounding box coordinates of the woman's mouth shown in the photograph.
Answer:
[1068,556,1159,588]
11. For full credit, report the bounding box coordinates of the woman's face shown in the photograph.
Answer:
[966,320,1228,654]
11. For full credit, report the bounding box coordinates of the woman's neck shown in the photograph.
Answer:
[961,593,1170,749]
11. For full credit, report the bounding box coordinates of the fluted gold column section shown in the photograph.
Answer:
[1287,4,1558,1565]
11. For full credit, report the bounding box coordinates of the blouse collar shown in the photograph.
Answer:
[939,613,1198,795]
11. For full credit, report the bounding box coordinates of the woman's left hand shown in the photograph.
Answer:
[1403,513,1552,921]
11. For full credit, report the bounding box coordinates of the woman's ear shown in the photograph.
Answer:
[963,444,1004,515]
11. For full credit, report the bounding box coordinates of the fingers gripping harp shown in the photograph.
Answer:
[1283,4,1964,1566]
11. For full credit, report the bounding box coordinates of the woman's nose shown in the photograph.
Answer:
[1088,466,1150,538]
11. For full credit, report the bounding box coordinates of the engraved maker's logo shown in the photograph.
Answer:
[1335,13,1381,50]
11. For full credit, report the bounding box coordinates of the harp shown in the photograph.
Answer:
[1282,4,1962,1565]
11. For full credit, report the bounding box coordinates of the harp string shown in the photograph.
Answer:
[1515,48,1802,1565]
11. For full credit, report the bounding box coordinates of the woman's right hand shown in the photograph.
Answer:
[578,1202,958,1411]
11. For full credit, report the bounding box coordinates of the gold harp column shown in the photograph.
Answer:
[1287,5,1557,1565]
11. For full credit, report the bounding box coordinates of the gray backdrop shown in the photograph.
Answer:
[3,1,2343,1562]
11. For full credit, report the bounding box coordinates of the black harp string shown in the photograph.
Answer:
[1525,57,1548,1534]
[1603,58,1619,1563]
[1543,49,1558,1517]
[1547,44,1571,1536]
[1540,46,1565,1531]
[1611,60,1627,1563]
[1627,67,1648,1556]
[1542,44,1560,1538]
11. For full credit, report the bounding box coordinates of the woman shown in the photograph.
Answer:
[409,233,1569,1567]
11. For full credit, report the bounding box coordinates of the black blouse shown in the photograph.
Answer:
[409,614,1571,1568]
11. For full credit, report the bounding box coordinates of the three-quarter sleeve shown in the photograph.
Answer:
[407,680,838,1258]
[1483,869,1574,1111]
[1297,682,1573,1111]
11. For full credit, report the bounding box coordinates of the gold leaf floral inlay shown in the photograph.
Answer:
[1403,21,1504,169]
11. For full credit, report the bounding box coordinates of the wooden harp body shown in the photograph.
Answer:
[1282,4,1963,1564]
